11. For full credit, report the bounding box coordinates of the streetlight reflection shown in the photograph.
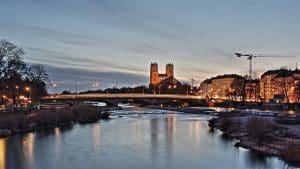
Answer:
[93,124,101,153]
[22,133,35,168]
[0,139,6,169]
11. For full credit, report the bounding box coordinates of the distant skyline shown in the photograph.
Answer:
[1,0,300,93]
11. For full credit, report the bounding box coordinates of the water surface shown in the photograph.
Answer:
[0,109,296,169]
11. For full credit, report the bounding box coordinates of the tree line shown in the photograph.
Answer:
[0,39,49,104]
[73,83,196,95]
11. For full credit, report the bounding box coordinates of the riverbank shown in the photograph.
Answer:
[207,111,300,167]
[148,105,300,166]
[211,101,300,113]
[145,106,218,114]
[2,108,289,169]
[0,104,111,138]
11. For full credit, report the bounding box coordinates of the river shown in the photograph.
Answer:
[0,108,297,169]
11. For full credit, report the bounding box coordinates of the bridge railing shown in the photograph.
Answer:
[42,93,204,100]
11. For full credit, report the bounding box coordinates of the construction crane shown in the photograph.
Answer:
[190,78,196,94]
[190,78,196,88]
[235,52,296,79]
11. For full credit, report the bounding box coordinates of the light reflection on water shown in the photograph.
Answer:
[288,110,296,115]
[0,139,6,169]
[22,133,34,168]
[0,110,297,169]
[93,124,101,153]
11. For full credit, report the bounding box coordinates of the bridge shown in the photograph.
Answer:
[41,93,208,107]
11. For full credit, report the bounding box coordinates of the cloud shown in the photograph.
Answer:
[25,25,113,47]
[127,43,167,55]
[24,46,146,74]
[44,64,148,93]
[0,21,113,47]
[242,0,255,6]
[85,0,192,42]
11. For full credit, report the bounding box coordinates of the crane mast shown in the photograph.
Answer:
[190,78,196,94]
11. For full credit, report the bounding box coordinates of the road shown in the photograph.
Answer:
[42,93,204,100]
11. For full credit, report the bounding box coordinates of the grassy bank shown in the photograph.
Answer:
[0,105,111,138]
[208,111,300,167]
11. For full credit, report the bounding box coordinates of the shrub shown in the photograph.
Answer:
[208,118,217,128]
[29,108,75,128]
[0,113,27,130]
[0,105,109,137]
[282,141,300,164]
[245,117,273,144]
[220,118,234,133]
[72,107,102,124]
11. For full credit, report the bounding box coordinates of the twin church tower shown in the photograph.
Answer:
[150,63,174,86]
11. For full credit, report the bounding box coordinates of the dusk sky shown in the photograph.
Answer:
[1,0,300,93]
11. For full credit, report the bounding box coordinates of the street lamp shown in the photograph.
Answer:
[2,95,7,105]
[15,85,19,94]
[25,86,32,102]
[15,85,19,105]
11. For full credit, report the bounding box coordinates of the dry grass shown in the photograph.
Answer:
[0,106,110,136]
[245,117,274,144]
[219,117,240,134]
[282,140,300,165]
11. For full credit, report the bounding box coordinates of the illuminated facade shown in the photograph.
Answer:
[260,69,285,102]
[259,69,300,103]
[150,63,174,86]
[199,68,300,103]
[199,79,212,98]
[199,74,244,100]
[245,79,260,102]
[271,69,300,103]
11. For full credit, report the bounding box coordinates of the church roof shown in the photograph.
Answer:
[159,77,180,85]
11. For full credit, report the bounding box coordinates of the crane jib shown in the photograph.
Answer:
[234,52,296,80]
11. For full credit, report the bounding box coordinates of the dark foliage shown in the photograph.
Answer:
[245,117,273,144]
[282,141,300,165]
[0,39,49,104]
[0,106,110,137]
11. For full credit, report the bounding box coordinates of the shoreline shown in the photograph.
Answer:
[2,104,300,167]
[207,112,300,167]
[145,105,218,114]
[0,104,112,138]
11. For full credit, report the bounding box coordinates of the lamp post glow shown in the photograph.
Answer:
[2,95,7,105]
[15,85,19,105]
[15,85,19,94]
[25,86,31,102]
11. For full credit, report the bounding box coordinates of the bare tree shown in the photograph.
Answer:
[230,77,245,101]
[26,64,50,100]
[294,80,300,103]
[277,76,291,104]
[0,39,50,104]
[0,39,26,104]
[27,64,49,82]
[246,117,273,144]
